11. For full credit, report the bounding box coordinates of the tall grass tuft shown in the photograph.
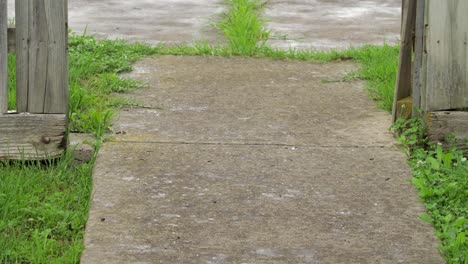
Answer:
[217,0,270,55]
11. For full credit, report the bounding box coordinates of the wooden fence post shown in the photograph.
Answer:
[422,0,468,149]
[412,0,425,116]
[16,0,68,114]
[423,0,468,111]
[15,0,29,112]
[392,0,417,121]
[0,0,7,113]
[1,0,68,160]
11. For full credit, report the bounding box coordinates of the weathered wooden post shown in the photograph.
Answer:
[0,0,69,160]
[412,0,425,116]
[0,0,7,114]
[392,0,416,121]
[422,0,468,150]
[16,0,69,114]
[392,0,468,150]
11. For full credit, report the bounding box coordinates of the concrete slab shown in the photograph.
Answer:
[117,56,394,147]
[7,0,400,49]
[82,57,443,263]
[7,0,224,44]
[83,143,442,264]
[265,0,402,49]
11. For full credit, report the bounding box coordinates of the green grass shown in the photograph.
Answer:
[217,5,468,262]
[2,0,462,263]
[1,6,401,264]
[254,45,400,111]
[411,146,468,264]
[67,35,155,135]
[7,34,155,137]
[1,34,157,263]
[7,55,15,110]
[217,0,270,55]
[150,42,401,111]
[217,2,468,262]
[392,119,468,264]
[0,155,94,263]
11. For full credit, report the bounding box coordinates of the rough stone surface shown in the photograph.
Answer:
[81,56,443,264]
[265,0,402,49]
[69,133,95,163]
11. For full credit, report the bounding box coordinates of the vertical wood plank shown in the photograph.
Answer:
[420,0,429,112]
[43,0,68,114]
[392,0,417,121]
[425,0,468,111]
[28,0,49,113]
[15,0,30,113]
[412,0,425,116]
[16,0,68,114]
[0,0,7,113]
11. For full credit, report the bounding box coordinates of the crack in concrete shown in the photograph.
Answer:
[109,139,393,149]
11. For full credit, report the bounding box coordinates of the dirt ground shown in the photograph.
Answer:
[81,56,443,263]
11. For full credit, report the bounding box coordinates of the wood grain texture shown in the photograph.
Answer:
[7,27,15,53]
[15,0,30,113]
[392,0,417,121]
[43,0,68,113]
[16,0,68,114]
[426,111,468,151]
[0,114,67,160]
[0,0,7,113]
[28,0,49,113]
[424,0,468,111]
[396,96,413,120]
[412,0,425,116]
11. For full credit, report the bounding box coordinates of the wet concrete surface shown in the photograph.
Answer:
[265,0,402,49]
[7,0,225,44]
[7,0,400,49]
[81,56,443,263]
[115,57,393,147]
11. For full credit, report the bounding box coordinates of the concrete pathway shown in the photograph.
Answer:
[7,0,401,49]
[81,56,443,263]
[265,0,402,49]
[7,0,224,44]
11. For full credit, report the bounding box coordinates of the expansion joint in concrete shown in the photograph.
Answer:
[109,139,392,149]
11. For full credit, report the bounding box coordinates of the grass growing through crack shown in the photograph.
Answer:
[217,4,468,262]
[2,0,461,262]
[217,0,270,55]
[1,33,401,264]
[216,1,467,262]
[153,42,401,111]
